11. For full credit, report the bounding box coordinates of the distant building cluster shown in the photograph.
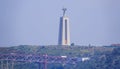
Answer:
[111,44,120,46]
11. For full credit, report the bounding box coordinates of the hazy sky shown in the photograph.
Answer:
[0,0,120,46]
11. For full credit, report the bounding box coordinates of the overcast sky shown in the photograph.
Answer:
[0,0,120,46]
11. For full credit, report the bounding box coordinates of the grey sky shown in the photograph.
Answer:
[0,0,120,46]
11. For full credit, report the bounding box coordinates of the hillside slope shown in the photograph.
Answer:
[0,45,119,69]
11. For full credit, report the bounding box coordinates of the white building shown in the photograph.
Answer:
[82,57,90,62]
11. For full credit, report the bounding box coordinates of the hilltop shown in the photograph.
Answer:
[0,45,113,57]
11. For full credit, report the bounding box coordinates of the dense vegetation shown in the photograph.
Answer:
[0,45,120,69]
